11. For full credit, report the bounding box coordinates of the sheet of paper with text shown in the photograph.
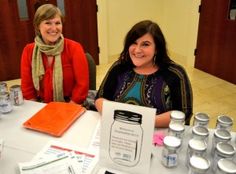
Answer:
[98,100,156,174]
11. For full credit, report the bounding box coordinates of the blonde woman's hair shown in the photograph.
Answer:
[33,4,64,36]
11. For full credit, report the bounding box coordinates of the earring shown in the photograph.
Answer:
[153,55,156,63]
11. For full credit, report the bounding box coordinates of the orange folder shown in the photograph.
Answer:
[23,102,86,137]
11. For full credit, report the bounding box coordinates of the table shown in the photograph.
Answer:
[0,100,100,174]
[0,100,235,174]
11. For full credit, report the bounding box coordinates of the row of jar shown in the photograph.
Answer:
[162,134,236,174]
[168,114,236,167]
[168,112,235,153]
[0,82,24,114]
[170,110,234,132]
[169,122,235,147]
[162,111,236,173]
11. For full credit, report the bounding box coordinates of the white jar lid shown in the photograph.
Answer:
[192,125,209,136]
[170,110,185,120]
[163,136,181,148]
[214,129,231,140]
[188,138,207,151]
[217,158,236,173]
[216,142,235,156]
[169,123,185,132]
[217,115,233,126]
[194,112,209,122]
[190,155,210,171]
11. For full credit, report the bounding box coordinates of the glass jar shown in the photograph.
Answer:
[188,155,210,174]
[211,129,232,156]
[192,125,209,145]
[186,138,207,168]
[109,110,143,166]
[0,92,13,114]
[168,122,185,139]
[162,136,181,168]
[193,112,210,128]
[9,85,24,105]
[212,142,236,172]
[216,158,236,174]
[0,82,8,93]
[216,115,234,132]
[170,110,185,125]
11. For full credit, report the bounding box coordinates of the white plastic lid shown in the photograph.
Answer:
[169,123,185,132]
[214,129,231,140]
[216,142,235,156]
[188,138,207,151]
[194,112,209,122]
[192,125,209,136]
[163,136,181,148]
[217,158,236,173]
[170,110,185,120]
[217,115,233,126]
[190,155,210,171]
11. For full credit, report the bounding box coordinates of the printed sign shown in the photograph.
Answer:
[97,100,156,174]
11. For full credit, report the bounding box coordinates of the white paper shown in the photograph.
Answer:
[0,139,3,159]
[19,154,80,174]
[20,140,98,174]
[98,101,156,174]
[88,121,101,151]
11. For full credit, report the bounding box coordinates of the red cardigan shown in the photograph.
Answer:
[21,38,89,104]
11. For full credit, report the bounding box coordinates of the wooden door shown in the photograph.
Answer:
[0,0,99,81]
[195,0,236,84]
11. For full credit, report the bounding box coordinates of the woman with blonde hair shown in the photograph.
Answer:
[21,4,89,104]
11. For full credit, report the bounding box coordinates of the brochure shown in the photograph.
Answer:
[19,140,98,174]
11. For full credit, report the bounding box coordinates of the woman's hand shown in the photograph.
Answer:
[155,111,171,128]
[69,100,76,104]
[95,98,107,114]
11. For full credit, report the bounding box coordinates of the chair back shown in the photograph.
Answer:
[85,53,96,90]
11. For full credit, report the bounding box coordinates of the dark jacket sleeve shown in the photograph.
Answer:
[164,63,193,125]
[96,61,121,100]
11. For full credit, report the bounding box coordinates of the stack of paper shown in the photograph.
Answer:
[18,141,98,174]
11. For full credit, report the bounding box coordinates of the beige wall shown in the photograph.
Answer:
[97,0,200,67]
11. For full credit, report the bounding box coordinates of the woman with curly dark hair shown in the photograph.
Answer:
[95,20,193,128]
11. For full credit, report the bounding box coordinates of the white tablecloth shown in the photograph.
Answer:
[0,100,100,174]
[0,100,235,174]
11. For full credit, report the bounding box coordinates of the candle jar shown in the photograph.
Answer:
[9,85,24,105]
[170,110,185,125]
[0,92,13,114]
[212,142,235,172]
[168,122,185,139]
[186,138,207,168]
[0,82,8,93]
[211,129,232,156]
[162,136,181,168]
[192,125,209,145]
[193,112,209,128]
[216,115,233,132]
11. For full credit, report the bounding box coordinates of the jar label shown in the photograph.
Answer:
[162,153,178,167]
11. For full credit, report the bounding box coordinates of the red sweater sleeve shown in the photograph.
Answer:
[62,39,89,104]
[20,43,37,100]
